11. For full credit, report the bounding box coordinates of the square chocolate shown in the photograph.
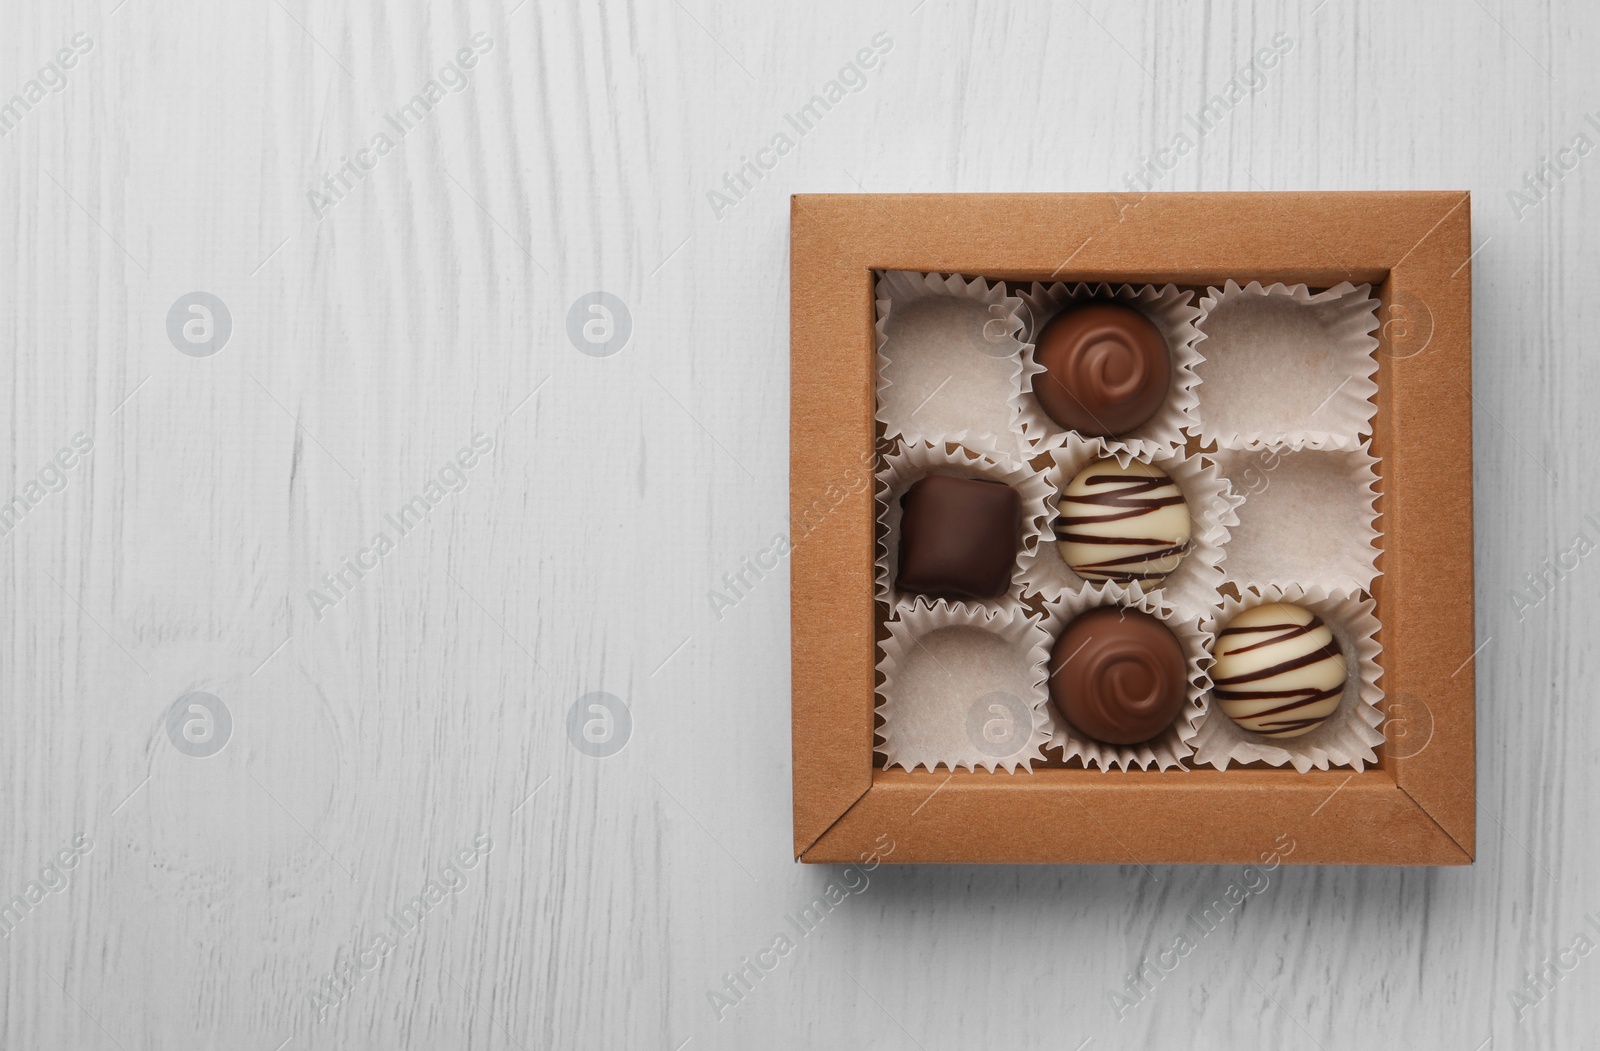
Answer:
[897,474,1020,599]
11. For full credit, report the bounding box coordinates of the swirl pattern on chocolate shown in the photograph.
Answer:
[1212,603,1347,738]
[1048,607,1188,745]
[1031,303,1170,437]
[1056,458,1191,583]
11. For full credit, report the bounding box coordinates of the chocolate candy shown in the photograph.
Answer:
[1056,458,1190,583]
[1212,603,1347,738]
[897,474,1020,600]
[1031,303,1170,437]
[1049,607,1188,745]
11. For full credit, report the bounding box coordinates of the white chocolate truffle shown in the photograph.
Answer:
[1056,458,1191,583]
[1212,603,1347,738]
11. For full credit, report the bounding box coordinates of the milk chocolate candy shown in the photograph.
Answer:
[1032,303,1170,437]
[897,475,1020,600]
[1049,606,1188,745]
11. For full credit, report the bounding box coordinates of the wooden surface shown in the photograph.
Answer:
[0,0,1580,1047]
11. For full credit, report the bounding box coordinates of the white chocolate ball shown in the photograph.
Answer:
[1056,458,1191,583]
[1212,603,1347,738]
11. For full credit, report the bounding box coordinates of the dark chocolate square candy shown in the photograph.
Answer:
[897,474,1021,600]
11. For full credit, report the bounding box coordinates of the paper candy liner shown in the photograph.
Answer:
[1194,281,1380,450]
[1038,583,1208,772]
[1191,585,1385,772]
[875,271,1032,463]
[1024,434,1243,620]
[875,600,1053,774]
[875,441,1052,609]
[1211,441,1381,594]
[1011,282,1203,461]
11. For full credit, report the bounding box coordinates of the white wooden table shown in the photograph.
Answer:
[0,0,1582,1046]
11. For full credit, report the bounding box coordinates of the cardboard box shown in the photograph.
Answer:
[790,192,1475,866]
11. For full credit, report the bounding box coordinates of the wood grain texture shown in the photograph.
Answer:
[0,0,1583,1047]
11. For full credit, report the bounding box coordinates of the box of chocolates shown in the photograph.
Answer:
[790,192,1475,865]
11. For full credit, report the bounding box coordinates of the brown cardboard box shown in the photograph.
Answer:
[790,192,1475,866]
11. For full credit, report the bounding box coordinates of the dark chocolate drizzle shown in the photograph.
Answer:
[1212,612,1346,738]
[1056,472,1190,581]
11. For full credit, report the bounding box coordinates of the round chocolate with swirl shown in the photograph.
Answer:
[1212,603,1347,738]
[1031,303,1171,437]
[1049,607,1188,745]
[1057,458,1191,583]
